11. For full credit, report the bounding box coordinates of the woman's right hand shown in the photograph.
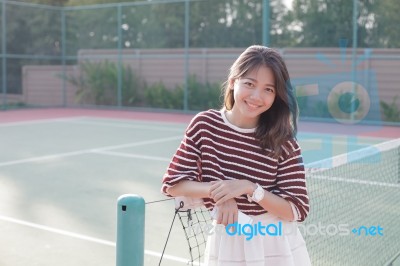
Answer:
[214,198,238,226]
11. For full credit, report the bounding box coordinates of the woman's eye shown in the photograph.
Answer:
[265,88,274,93]
[244,82,253,86]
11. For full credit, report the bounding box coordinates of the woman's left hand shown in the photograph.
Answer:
[209,180,254,205]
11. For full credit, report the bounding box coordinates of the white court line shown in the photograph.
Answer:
[90,135,182,152]
[94,150,170,162]
[0,150,92,167]
[300,138,384,146]
[0,117,86,127]
[74,116,188,126]
[0,136,182,167]
[0,215,192,265]
[64,119,185,132]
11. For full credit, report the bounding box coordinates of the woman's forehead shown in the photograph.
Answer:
[241,64,268,76]
[242,66,274,80]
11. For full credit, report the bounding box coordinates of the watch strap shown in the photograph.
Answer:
[247,183,263,203]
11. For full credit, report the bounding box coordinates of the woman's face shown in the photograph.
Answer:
[229,65,276,128]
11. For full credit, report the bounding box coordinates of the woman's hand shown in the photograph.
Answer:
[214,198,238,226]
[209,179,255,205]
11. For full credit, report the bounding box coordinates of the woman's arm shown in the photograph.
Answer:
[167,180,213,198]
[209,140,309,222]
[161,114,204,197]
[168,181,240,226]
[272,139,309,222]
[250,184,295,221]
[210,180,294,221]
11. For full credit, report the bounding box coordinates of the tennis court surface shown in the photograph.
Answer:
[0,108,399,266]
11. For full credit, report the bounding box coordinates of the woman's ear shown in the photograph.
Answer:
[229,79,236,90]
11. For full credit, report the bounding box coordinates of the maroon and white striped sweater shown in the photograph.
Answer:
[161,109,309,222]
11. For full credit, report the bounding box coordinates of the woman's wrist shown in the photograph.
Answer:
[243,180,257,195]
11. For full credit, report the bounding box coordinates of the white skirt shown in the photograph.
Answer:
[203,212,312,266]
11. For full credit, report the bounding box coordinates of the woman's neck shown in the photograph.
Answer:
[224,109,258,129]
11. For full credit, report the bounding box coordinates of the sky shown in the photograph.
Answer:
[283,0,293,10]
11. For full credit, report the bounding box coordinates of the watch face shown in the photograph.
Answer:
[254,190,263,201]
[254,188,263,201]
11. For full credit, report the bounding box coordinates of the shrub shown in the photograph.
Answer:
[296,86,330,119]
[186,75,222,111]
[380,96,400,122]
[144,82,183,109]
[63,60,141,106]
[144,75,222,111]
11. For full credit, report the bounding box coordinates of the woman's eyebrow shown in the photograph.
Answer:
[242,77,275,88]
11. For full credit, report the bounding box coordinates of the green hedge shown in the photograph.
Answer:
[63,62,400,123]
[143,75,222,110]
[64,61,223,111]
[64,60,141,106]
[380,96,400,122]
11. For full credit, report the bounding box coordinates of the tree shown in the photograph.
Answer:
[2,0,67,93]
[368,0,400,48]
[287,0,373,47]
[269,0,297,47]
[66,0,139,5]
[188,0,292,48]
[11,0,68,6]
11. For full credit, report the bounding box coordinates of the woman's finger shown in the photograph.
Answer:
[217,210,223,224]
[215,194,230,206]
[209,183,223,197]
[209,181,222,190]
[233,208,238,224]
[221,211,229,226]
[228,211,235,226]
[212,190,227,203]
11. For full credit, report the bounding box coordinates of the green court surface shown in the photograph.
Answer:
[0,114,397,266]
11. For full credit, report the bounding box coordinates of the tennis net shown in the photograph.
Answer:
[304,138,400,265]
[161,138,400,266]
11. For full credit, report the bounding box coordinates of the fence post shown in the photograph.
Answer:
[262,0,270,47]
[351,0,359,121]
[117,4,122,107]
[183,0,190,111]
[1,0,7,110]
[116,194,145,266]
[61,8,67,107]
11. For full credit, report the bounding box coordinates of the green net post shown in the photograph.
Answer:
[116,194,145,266]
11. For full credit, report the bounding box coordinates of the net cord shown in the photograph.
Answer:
[306,138,400,174]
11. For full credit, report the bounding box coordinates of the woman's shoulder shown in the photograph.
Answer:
[189,109,222,125]
[185,109,224,137]
[281,137,301,155]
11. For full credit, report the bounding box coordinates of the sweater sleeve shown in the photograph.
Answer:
[273,139,310,222]
[161,115,202,197]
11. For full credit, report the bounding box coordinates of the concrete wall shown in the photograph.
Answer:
[18,48,400,114]
[21,65,78,106]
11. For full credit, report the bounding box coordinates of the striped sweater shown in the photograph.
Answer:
[161,109,309,222]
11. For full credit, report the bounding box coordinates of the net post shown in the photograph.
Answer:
[116,194,145,266]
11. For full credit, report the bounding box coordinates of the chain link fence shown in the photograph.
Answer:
[1,0,399,124]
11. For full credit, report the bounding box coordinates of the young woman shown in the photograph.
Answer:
[162,45,311,266]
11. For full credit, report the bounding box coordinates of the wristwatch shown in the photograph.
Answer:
[247,183,265,203]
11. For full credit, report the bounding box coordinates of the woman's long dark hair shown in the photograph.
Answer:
[222,45,298,159]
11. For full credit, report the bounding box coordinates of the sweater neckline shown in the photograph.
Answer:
[219,109,256,134]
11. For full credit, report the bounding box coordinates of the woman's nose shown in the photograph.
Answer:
[250,89,261,99]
